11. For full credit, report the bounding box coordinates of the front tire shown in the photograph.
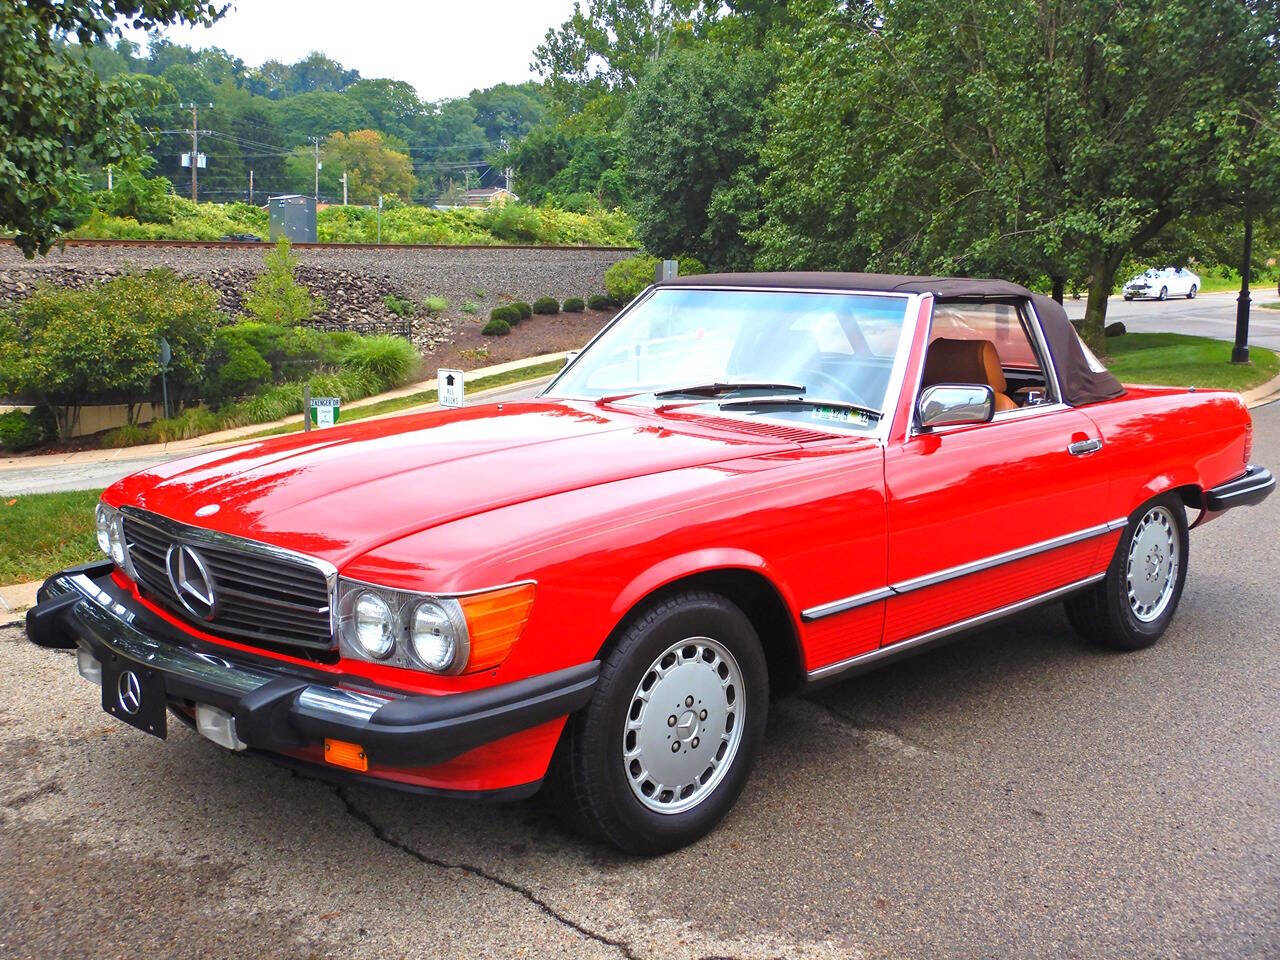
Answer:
[1158,286,1168,301]
[1064,495,1189,650]
[547,591,769,855]
[1187,284,1197,299]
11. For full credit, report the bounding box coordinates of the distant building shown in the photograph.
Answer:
[435,187,520,210]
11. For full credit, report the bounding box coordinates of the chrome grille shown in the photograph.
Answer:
[122,509,335,652]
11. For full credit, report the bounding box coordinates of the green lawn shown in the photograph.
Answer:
[0,489,104,585]
[233,359,565,441]
[1104,333,1280,392]
[1260,301,1280,310]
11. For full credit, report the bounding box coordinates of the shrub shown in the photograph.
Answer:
[338,335,419,390]
[604,254,706,302]
[205,334,272,406]
[148,407,223,443]
[510,301,533,320]
[383,294,417,317]
[563,297,585,313]
[533,297,560,315]
[424,296,448,315]
[0,410,43,452]
[489,305,520,324]
[482,318,511,336]
[461,300,479,314]
[1105,321,1127,337]
[102,422,149,448]
[587,294,617,311]
[244,238,325,326]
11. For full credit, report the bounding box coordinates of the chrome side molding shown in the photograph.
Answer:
[806,572,1106,682]
[801,517,1127,622]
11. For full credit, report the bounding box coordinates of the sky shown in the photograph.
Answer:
[123,0,578,101]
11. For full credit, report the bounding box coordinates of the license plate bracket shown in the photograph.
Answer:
[101,655,168,739]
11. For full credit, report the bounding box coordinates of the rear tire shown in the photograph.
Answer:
[546,590,768,855]
[1158,286,1168,301]
[1064,494,1189,650]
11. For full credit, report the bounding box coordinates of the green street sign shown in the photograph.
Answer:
[309,396,340,428]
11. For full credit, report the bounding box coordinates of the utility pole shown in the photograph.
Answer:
[107,165,113,190]
[249,169,254,206]
[179,102,210,202]
[499,137,512,193]
[341,169,348,206]
[310,137,322,201]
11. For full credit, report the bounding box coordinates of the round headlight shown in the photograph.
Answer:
[411,601,461,672]
[352,592,396,659]
[95,504,113,556]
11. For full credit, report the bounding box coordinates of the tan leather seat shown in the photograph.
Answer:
[921,338,1018,412]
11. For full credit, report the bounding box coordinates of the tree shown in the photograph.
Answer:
[0,0,225,256]
[271,90,374,144]
[289,51,358,94]
[322,130,416,203]
[244,239,324,326]
[757,0,1280,349]
[346,78,426,143]
[622,46,773,268]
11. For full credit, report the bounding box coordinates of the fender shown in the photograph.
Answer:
[1128,467,1203,517]
[606,547,805,645]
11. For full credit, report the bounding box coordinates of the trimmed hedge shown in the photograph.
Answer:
[533,297,560,315]
[489,305,520,325]
[510,301,533,320]
[588,294,618,311]
[563,297,585,313]
[482,318,511,336]
[0,410,44,452]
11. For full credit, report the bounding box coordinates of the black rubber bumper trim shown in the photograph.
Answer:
[1204,464,1275,511]
[26,567,599,770]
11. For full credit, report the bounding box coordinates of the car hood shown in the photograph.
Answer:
[107,400,799,568]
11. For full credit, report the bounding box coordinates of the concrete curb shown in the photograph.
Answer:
[0,580,39,626]
[1242,372,1280,409]
[0,351,568,473]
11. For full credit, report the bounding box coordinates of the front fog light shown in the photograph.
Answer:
[95,503,125,565]
[95,504,113,555]
[353,591,396,659]
[410,600,466,672]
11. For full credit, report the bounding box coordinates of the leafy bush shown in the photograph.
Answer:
[0,410,43,451]
[424,296,448,315]
[244,238,325,326]
[0,271,220,438]
[205,334,272,406]
[604,254,706,302]
[510,301,533,320]
[482,318,511,336]
[588,294,618,311]
[338,335,419,390]
[533,297,560,315]
[383,294,417,318]
[563,297,585,313]
[489,305,520,324]
[102,423,149,448]
[461,301,480,314]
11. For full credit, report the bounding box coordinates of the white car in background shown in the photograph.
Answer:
[1123,266,1200,301]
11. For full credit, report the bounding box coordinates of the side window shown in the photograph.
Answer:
[923,300,1057,409]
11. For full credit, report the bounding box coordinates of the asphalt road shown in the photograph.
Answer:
[1063,290,1280,351]
[2,408,1276,959]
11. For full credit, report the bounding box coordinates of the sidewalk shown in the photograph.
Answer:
[0,351,568,474]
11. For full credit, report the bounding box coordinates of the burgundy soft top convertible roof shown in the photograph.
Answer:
[658,271,1125,406]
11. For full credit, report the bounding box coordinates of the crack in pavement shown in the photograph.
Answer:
[330,784,641,960]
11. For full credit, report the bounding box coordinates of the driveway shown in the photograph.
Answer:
[1063,290,1280,351]
[1,408,1275,958]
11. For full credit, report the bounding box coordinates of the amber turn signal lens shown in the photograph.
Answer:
[458,583,535,672]
[324,738,368,772]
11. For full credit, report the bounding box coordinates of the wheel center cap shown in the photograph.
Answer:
[675,709,699,743]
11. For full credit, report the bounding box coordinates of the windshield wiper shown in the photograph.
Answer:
[652,381,807,400]
[718,396,883,421]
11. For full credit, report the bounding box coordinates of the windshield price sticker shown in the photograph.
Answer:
[310,396,340,428]
[439,369,465,408]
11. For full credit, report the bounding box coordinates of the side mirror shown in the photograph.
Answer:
[562,350,580,370]
[917,384,995,430]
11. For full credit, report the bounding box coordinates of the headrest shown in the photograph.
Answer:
[922,338,1007,393]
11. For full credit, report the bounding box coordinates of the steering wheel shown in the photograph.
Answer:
[797,366,873,409]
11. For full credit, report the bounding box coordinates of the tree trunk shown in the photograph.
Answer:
[1080,259,1117,354]
[1051,276,1065,304]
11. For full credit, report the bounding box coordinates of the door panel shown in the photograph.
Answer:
[883,409,1115,646]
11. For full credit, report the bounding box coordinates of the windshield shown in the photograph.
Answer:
[547,288,911,425]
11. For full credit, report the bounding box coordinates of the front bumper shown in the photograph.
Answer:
[26,564,598,771]
[1204,464,1275,511]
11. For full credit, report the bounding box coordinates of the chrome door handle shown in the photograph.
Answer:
[1068,438,1103,456]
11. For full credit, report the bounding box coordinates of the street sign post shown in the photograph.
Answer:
[438,369,465,408]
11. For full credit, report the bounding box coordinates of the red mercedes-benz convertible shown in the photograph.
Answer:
[28,273,1273,853]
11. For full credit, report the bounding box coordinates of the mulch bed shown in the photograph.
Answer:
[422,308,613,373]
